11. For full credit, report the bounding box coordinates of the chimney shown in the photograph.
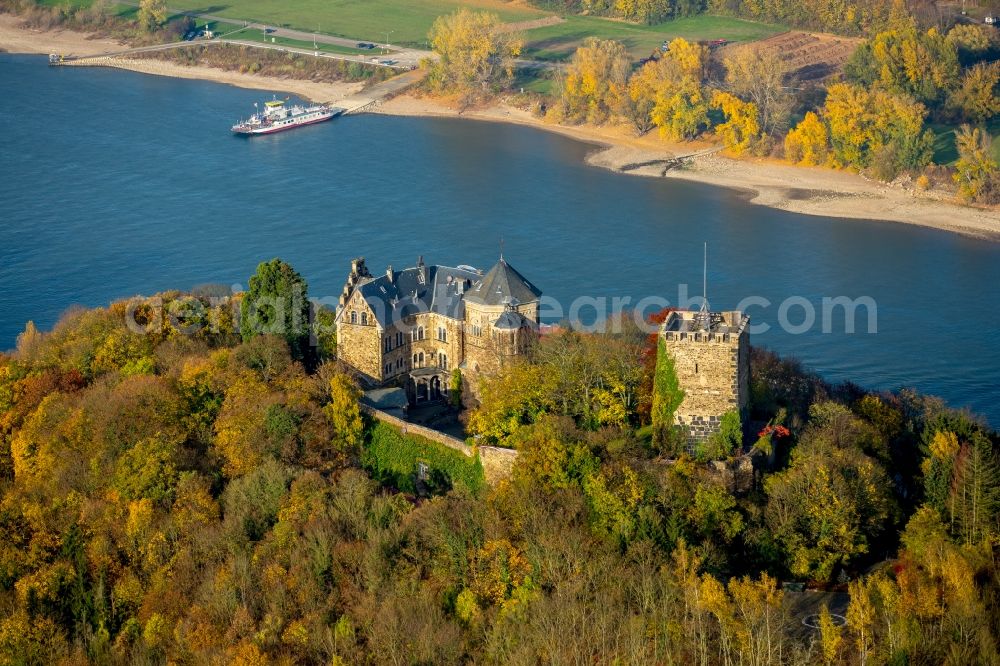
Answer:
[416,255,427,285]
[386,264,393,283]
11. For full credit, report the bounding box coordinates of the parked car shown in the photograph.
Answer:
[264,27,276,34]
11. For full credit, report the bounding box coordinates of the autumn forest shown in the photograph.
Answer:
[1,260,998,665]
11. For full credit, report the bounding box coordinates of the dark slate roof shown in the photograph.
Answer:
[465,258,542,306]
[362,387,409,410]
[493,310,528,330]
[349,263,482,328]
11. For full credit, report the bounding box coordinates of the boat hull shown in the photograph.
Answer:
[232,108,342,136]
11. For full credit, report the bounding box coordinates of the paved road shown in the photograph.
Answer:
[118,1,561,71]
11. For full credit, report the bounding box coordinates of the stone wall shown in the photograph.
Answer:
[705,455,756,495]
[408,313,464,372]
[337,291,382,382]
[362,406,517,484]
[462,300,538,399]
[662,312,749,442]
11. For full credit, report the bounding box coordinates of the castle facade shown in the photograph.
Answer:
[335,256,541,403]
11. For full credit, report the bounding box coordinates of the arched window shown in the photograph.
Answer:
[413,353,419,367]
[417,326,425,341]
[350,311,357,324]
[361,312,368,326]
[418,351,424,366]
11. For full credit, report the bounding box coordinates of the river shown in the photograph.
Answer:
[1,54,998,425]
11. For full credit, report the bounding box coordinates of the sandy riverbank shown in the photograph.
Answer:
[0,15,364,101]
[378,94,1000,240]
[4,14,999,240]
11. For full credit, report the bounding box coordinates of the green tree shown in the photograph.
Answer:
[239,259,311,363]
[847,27,960,107]
[953,124,999,203]
[823,82,933,178]
[312,305,337,361]
[764,404,894,581]
[651,337,684,452]
[950,433,1000,545]
[113,433,181,505]
[951,62,1000,124]
[449,368,462,407]
[137,0,167,33]
[469,361,554,443]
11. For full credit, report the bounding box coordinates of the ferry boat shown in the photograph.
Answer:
[232,98,343,136]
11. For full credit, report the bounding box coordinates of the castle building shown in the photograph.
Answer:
[659,308,750,442]
[335,256,541,403]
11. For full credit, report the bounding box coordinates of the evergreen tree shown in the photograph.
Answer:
[950,433,1000,545]
[239,259,311,363]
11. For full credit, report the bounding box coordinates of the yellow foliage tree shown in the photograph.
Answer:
[784,111,830,166]
[953,124,999,203]
[648,70,709,141]
[818,604,842,665]
[821,82,932,177]
[213,371,273,477]
[951,62,1000,124]
[637,39,709,141]
[428,9,522,102]
[711,91,762,156]
[468,362,555,443]
[947,23,994,55]
[723,45,792,137]
[324,373,364,455]
[557,38,630,125]
[867,27,960,106]
[665,37,707,80]
[137,0,166,33]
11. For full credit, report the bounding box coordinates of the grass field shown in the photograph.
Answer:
[224,27,371,54]
[37,0,138,18]
[168,0,783,55]
[521,14,786,60]
[932,119,1000,165]
[35,0,785,64]
[170,0,546,46]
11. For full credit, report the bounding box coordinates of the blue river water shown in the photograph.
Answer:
[1,54,998,425]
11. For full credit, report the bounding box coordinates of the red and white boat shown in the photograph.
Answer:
[232,97,343,136]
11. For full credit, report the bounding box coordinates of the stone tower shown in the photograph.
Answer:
[462,258,541,383]
[659,308,750,442]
